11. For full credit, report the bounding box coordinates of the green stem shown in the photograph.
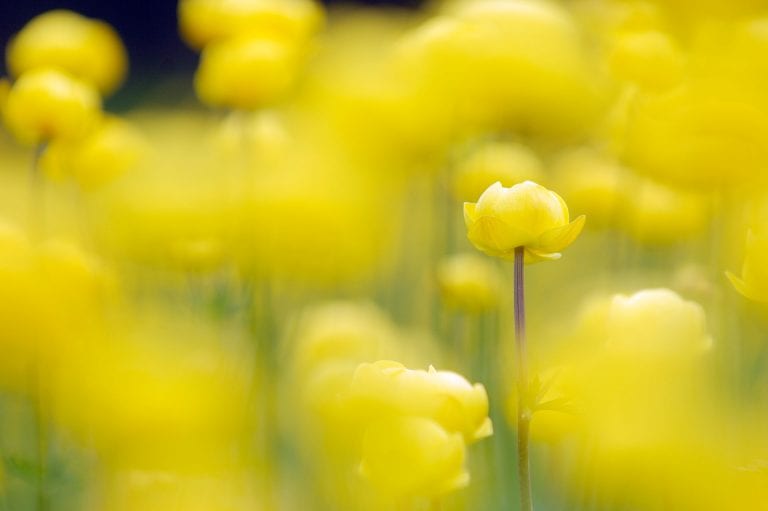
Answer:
[30,364,48,511]
[514,246,533,511]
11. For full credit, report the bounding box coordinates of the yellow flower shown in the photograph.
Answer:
[607,30,683,91]
[359,417,468,498]
[622,178,708,245]
[6,10,128,95]
[464,181,585,263]
[3,68,101,145]
[728,230,768,303]
[194,34,301,110]
[436,253,502,313]
[349,361,492,444]
[552,148,627,228]
[452,141,545,202]
[604,289,712,357]
[40,115,148,189]
[178,0,323,50]
[291,301,399,378]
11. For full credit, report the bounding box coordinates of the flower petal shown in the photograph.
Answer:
[726,271,768,303]
[463,202,478,225]
[467,215,529,257]
[536,215,586,252]
[524,248,562,264]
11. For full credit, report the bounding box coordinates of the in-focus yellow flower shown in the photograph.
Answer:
[359,416,468,498]
[464,181,585,263]
[727,230,768,303]
[6,10,128,95]
[349,360,492,444]
[178,0,324,50]
[452,141,545,202]
[437,253,502,313]
[3,68,101,145]
[604,288,712,356]
[194,34,301,110]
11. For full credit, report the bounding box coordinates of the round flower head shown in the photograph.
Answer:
[6,10,128,95]
[3,68,101,145]
[359,417,468,498]
[194,34,300,110]
[452,141,545,202]
[40,115,148,189]
[464,180,585,263]
[605,288,712,356]
[623,179,708,245]
[727,230,768,303]
[178,0,324,50]
[552,148,627,228]
[437,253,502,313]
[607,30,683,91]
[349,361,492,444]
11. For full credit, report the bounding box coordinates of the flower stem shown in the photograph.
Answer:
[514,246,533,511]
[28,144,46,240]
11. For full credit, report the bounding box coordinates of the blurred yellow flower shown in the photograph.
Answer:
[623,178,708,245]
[6,9,128,95]
[452,141,545,202]
[604,288,712,356]
[41,115,148,189]
[607,30,683,91]
[464,181,585,263]
[552,148,627,228]
[178,0,323,50]
[194,34,301,110]
[3,68,101,145]
[397,0,604,137]
[359,416,468,498]
[436,253,502,313]
[349,360,492,444]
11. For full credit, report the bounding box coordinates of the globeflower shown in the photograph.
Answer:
[3,68,101,145]
[359,417,468,498]
[194,34,301,110]
[452,141,545,202]
[6,10,128,95]
[437,253,502,313]
[604,289,712,356]
[178,0,323,50]
[348,360,492,444]
[40,115,148,189]
[464,181,585,263]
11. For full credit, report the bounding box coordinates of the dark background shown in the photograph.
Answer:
[0,0,424,107]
